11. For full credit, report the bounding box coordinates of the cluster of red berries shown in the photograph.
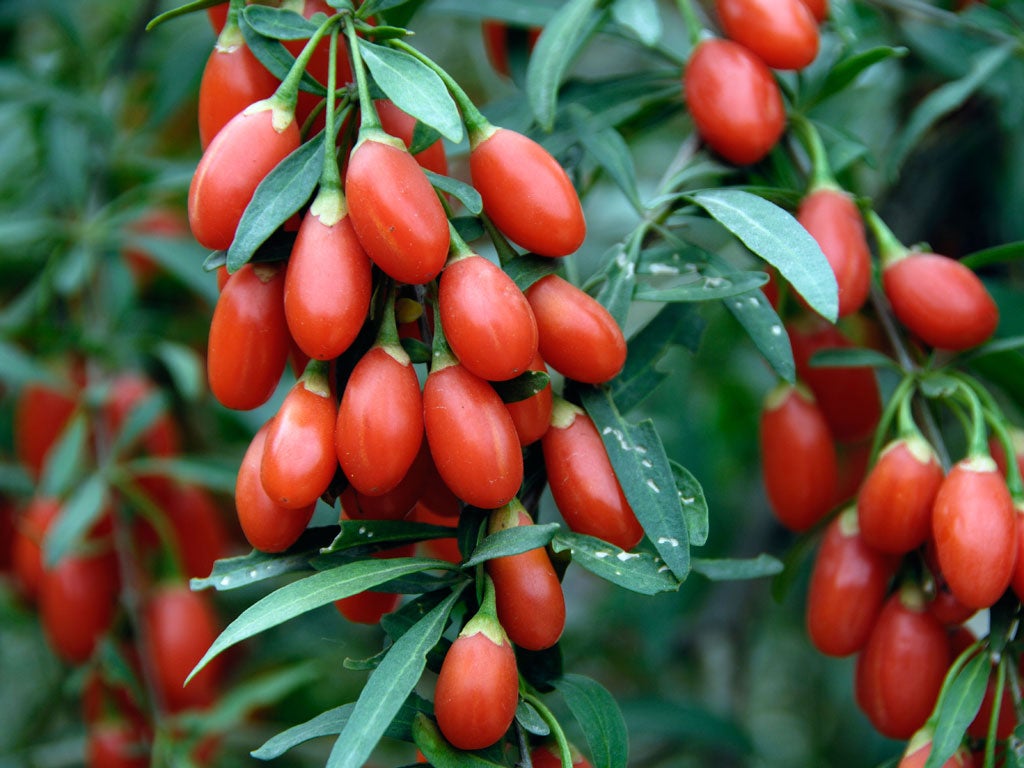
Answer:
[756,131,1017,763]
[683,0,827,165]
[6,366,232,767]
[187,1,641,760]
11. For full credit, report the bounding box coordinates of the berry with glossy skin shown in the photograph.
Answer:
[683,38,785,165]
[525,275,626,384]
[284,202,372,361]
[345,135,449,285]
[486,502,565,651]
[376,99,448,177]
[434,598,519,750]
[439,253,538,381]
[40,551,120,664]
[932,456,1016,610]
[796,187,871,318]
[260,364,337,510]
[470,127,585,257]
[787,319,882,444]
[423,361,523,509]
[197,27,278,149]
[143,584,225,713]
[542,400,643,550]
[236,422,315,553]
[855,588,951,739]
[857,436,944,554]
[188,103,300,251]
[716,0,820,70]
[337,345,423,497]
[208,263,290,411]
[505,351,554,446]
[759,383,837,532]
[883,252,999,351]
[15,381,77,481]
[806,508,896,656]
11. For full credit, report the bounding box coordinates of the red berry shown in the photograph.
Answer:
[759,384,837,532]
[345,136,449,285]
[15,381,77,481]
[683,38,785,165]
[806,509,896,657]
[470,127,586,257]
[439,253,538,382]
[208,263,290,411]
[716,0,820,70]
[197,33,278,149]
[376,99,448,177]
[857,436,944,554]
[505,351,554,446]
[86,720,151,768]
[423,362,523,509]
[932,457,1016,610]
[486,503,565,651]
[542,402,643,550]
[883,252,998,351]
[796,187,871,318]
[525,275,626,384]
[11,496,61,603]
[531,743,593,768]
[40,551,120,664]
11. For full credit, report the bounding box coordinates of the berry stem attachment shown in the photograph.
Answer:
[264,11,343,132]
[950,376,990,461]
[480,213,521,267]
[319,27,343,191]
[790,113,836,192]
[429,295,457,372]
[343,12,383,136]
[374,282,411,365]
[864,209,909,269]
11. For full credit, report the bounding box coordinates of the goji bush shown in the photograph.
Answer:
[1,1,1023,768]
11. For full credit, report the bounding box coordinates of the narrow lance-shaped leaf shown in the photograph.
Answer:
[188,557,455,681]
[550,532,680,595]
[413,713,510,767]
[809,46,908,108]
[570,107,642,213]
[463,522,560,567]
[555,674,629,768]
[243,5,319,40]
[526,0,605,130]
[325,587,463,768]
[238,14,327,93]
[923,650,990,768]
[43,474,108,568]
[809,348,899,371]
[670,461,708,548]
[322,519,461,553]
[581,387,690,580]
[0,341,63,389]
[594,242,639,329]
[633,270,769,303]
[227,136,325,272]
[688,189,838,322]
[691,555,783,581]
[189,529,339,592]
[611,0,661,46]
[723,287,794,382]
[39,411,89,499]
[491,370,550,404]
[423,170,482,215]
[358,40,463,143]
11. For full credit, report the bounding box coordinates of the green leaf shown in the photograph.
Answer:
[516,700,551,736]
[423,170,482,215]
[39,411,89,499]
[888,43,1014,179]
[551,532,680,595]
[227,136,324,272]
[463,522,560,567]
[580,387,690,581]
[413,713,510,767]
[325,588,463,768]
[427,0,559,26]
[923,650,989,768]
[593,243,639,328]
[359,41,463,143]
[526,0,605,130]
[43,475,108,568]
[963,335,1024,361]
[723,287,794,382]
[491,370,550,404]
[153,341,206,402]
[961,240,1024,270]
[400,337,431,364]
[408,119,443,156]
[504,253,559,293]
[670,462,708,548]
[611,303,705,414]
[124,456,242,495]
[555,674,629,768]
[691,555,783,581]
[0,462,33,496]
[0,341,63,390]
[189,529,338,591]
[243,5,319,40]
[689,189,837,322]
[189,556,453,680]
[569,108,642,212]
[239,15,327,94]
[253,695,430,760]
[110,391,168,459]
[611,0,661,45]
[810,46,908,107]
[808,348,898,370]
[634,270,769,303]
[320,519,459,554]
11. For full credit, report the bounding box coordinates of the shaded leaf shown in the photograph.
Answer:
[491,370,550,404]
[810,46,908,107]
[413,713,510,767]
[961,240,1024,270]
[634,271,768,303]
[923,650,989,768]
[463,522,560,567]
[43,475,108,568]
[504,253,559,293]
[809,348,898,370]
[691,555,783,581]
[189,529,339,591]
[670,461,708,548]
[556,674,629,768]
[722,287,794,383]
[551,532,680,595]
[124,456,242,495]
[39,411,89,499]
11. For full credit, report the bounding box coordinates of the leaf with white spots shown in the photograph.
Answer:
[551,531,680,595]
[580,386,690,580]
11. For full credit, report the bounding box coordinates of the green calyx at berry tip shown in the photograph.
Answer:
[550,395,584,430]
[375,284,412,366]
[487,498,527,536]
[864,209,910,269]
[460,575,510,647]
[299,359,332,398]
